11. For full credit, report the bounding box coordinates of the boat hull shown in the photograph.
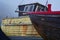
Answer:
[29,15,60,40]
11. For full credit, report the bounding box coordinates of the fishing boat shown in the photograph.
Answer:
[1,3,60,40]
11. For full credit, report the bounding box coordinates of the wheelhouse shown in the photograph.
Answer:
[18,3,47,16]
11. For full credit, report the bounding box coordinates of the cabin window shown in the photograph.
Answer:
[35,6,47,12]
[29,5,34,11]
[40,7,44,11]
[24,6,28,11]
[35,5,39,11]
[24,5,34,12]
[19,6,24,11]
[35,6,43,12]
[37,6,41,11]
[44,7,47,11]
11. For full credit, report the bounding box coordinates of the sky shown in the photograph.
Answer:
[0,0,60,25]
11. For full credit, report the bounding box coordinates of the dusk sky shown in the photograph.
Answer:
[0,0,60,24]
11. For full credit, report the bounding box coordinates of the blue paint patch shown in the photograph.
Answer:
[9,36,44,40]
